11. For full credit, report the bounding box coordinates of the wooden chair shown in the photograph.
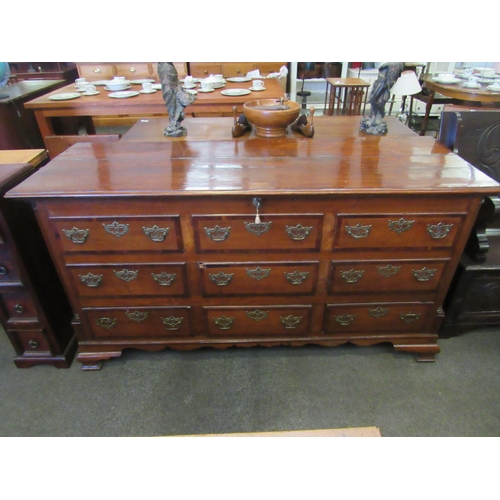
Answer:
[45,134,122,159]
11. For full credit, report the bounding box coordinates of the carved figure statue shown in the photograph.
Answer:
[157,62,196,137]
[360,62,404,135]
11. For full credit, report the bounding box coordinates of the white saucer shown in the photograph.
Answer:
[108,91,140,99]
[105,85,131,91]
[227,77,251,83]
[487,85,500,92]
[49,92,82,101]
[130,79,155,84]
[182,85,197,89]
[185,89,197,95]
[139,89,157,94]
[82,91,100,96]
[198,88,215,93]
[249,86,266,91]
[463,83,481,89]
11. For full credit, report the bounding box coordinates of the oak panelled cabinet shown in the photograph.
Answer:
[6,119,499,369]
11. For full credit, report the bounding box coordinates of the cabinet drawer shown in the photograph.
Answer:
[114,63,151,78]
[323,303,430,334]
[223,63,254,77]
[83,306,192,338]
[335,214,462,250]
[204,305,312,337]
[1,291,38,321]
[53,216,182,253]
[12,330,50,353]
[256,62,286,74]
[67,262,188,298]
[189,64,223,78]
[193,214,323,252]
[77,63,114,79]
[0,249,22,283]
[200,261,319,296]
[329,260,447,294]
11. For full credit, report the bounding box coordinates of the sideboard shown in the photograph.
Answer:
[6,116,499,369]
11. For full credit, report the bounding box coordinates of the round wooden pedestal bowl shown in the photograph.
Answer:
[243,99,301,138]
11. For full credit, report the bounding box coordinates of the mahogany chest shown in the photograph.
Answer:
[6,118,499,369]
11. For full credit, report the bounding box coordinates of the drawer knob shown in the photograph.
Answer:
[143,225,169,242]
[246,309,269,322]
[79,273,103,287]
[0,265,7,275]
[130,67,136,72]
[161,315,184,330]
[103,221,129,238]
[246,266,271,281]
[114,269,138,282]
[388,217,415,233]
[28,340,38,349]
[280,314,303,329]
[412,267,437,282]
[126,310,148,323]
[286,223,313,241]
[96,317,117,329]
[427,222,453,239]
[94,68,101,73]
[14,304,24,313]
[345,223,372,239]
[152,272,176,286]
[204,225,231,242]
[214,315,235,330]
[209,272,234,286]
[62,227,89,244]
[284,270,309,285]
[340,269,365,283]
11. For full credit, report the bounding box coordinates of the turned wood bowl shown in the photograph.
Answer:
[243,99,301,138]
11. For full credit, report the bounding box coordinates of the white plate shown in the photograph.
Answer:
[82,91,100,96]
[130,79,155,84]
[227,77,251,83]
[185,89,198,95]
[105,85,131,91]
[487,85,500,92]
[221,89,251,96]
[108,91,140,99]
[139,89,157,94]
[182,85,197,89]
[249,86,266,91]
[198,88,215,93]
[49,93,82,101]
[432,77,461,84]
[463,83,481,89]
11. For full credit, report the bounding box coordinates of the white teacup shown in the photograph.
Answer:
[184,76,194,86]
[83,84,97,94]
[462,68,474,77]
[112,76,126,82]
[213,74,224,82]
[142,82,153,92]
[201,81,213,91]
[252,79,264,89]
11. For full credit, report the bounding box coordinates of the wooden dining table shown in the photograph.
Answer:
[417,74,500,135]
[23,78,285,150]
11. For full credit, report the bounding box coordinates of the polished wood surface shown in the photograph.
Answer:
[7,117,499,369]
[24,79,285,149]
[0,149,47,167]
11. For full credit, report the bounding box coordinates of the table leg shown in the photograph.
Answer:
[323,82,333,116]
[420,91,435,136]
[33,111,55,150]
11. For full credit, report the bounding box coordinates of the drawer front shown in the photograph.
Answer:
[83,306,192,338]
[77,63,114,79]
[189,64,223,78]
[256,62,286,74]
[53,216,182,253]
[323,303,430,334]
[1,291,39,321]
[199,261,319,296]
[67,262,188,298]
[329,260,447,294]
[0,249,22,283]
[193,215,323,252]
[204,305,312,337]
[223,63,255,77]
[114,63,151,78]
[335,214,463,250]
[13,330,51,353]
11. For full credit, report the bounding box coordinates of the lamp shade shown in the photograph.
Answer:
[390,70,421,96]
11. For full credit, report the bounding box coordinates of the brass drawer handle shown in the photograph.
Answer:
[368,306,390,318]
[246,309,269,322]
[286,223,313,241]
[103,221,129,238]
[377,265,401,277]
[152,272,176,286]
[427,222,453,239]
[143,225,170,242]
[162,315,184,330]
[79,272,103,287]
[204,225,231,242]
[114,269,138,282]
[14,304,24,313]
[209,272,233,286]
[244,221,272,236]
[284,270,309,285]
[412,267,437,282]
[62,227,89,244]
[93,68,101,73]
[345,223,372,239]
[334,314,356,326]
[246,266,271,280]
[126,310,148,322]
[96,317,117,329]
[280,314,303,329]
[388,217,415,233]
[130,67,136,72]
[214,315,235,330]
[340,269,365,283]
[400,312,421,323]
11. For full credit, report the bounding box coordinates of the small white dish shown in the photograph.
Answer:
[227,77,251,83]
[463,82,481,89]
[82,91,100,96]
[130,79,155,84]
[182,84,196,89]
[185,89,197,95]
[221,89,251,96]
[49,92,82,101]
[108,91,139,99]
[139,89,157,94]
[152,84,162,90]
[487,85,500,92]
[197,88,215,93]
[105,84,131,91]
[249,86,266,91]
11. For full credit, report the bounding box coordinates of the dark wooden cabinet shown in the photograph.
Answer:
[8,63,77,82]
[6,119,499,369]
[0,164,76,368]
